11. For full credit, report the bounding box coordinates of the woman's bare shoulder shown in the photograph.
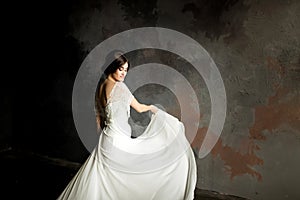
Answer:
[105,80,119,98]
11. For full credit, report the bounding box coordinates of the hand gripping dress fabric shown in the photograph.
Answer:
[57,82,197,200]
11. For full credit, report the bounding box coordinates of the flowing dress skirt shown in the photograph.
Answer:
[57,110,197,200]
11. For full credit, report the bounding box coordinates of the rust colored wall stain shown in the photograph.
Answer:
[211,139,263,181]
[192,127,264,181]
[191,57,299,182]
[250,57,300,140]
[191,91,300,181]
[191,127,208,151]
[249,87,300,140]
[266,56,286,78]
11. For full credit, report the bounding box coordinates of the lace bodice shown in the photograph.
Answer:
[104,81,134,136]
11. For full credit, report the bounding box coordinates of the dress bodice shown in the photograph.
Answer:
[104,81,134,137]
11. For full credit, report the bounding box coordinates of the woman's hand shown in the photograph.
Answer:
[150,105,158,114]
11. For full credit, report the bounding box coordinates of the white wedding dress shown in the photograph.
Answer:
[57,81,197,200]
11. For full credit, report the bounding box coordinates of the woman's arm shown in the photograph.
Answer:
[95,114,102,133]
[130,98,158,113]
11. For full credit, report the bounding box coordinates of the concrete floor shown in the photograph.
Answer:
[0,148,249,200]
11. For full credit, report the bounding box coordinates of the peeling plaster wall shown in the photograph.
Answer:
[65,0,300,199]
[16,0,300,199]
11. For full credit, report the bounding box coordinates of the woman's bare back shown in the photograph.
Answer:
[99,79,116,107]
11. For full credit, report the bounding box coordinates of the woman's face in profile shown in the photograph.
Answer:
[111,62,128,82]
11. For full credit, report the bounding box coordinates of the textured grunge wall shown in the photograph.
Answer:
[14,0,300,199]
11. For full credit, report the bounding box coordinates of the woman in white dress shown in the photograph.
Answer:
[57,51,197,200]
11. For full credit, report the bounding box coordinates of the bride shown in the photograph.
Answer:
[57,51,197,200]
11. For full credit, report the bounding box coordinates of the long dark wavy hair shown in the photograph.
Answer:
[95,51,130,131]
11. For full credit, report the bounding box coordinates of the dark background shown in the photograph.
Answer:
[10,0,90,161]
